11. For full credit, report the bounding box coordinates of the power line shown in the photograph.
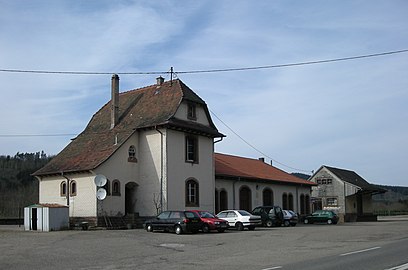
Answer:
[0,134,77,137]
[209,109,312,173]
[1,49,407,76]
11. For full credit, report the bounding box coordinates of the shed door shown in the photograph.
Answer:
[31,208,37,230]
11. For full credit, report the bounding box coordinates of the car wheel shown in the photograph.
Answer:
[236,222,244,231]
[175,225,182,235]
[284,220,290,227]
[327,219,333,225]
[217,229,225,233]
[202,224,210,233]
[146,224,153,232]
[304,219,309,224]
[248,226,255,231]
[266,220,273,227]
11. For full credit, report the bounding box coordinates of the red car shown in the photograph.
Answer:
[191,210,229,233]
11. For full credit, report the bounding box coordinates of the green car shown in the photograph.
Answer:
[303,210,338,225]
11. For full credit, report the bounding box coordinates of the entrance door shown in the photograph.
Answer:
[31,208,37,230]
[357,193,363,216]
[125,182,138,215]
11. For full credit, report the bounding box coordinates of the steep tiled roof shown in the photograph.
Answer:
[324,166,385,192]
[34,79,223,176]
[215,153,315,186]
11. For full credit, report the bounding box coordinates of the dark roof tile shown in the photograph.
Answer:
[34,79,222,176]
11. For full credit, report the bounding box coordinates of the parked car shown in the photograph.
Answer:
[282,210,298,226]
[191,210,229,233]
[144,210,203,235]
[251,206,284,227]
[303,210,339,225]
[216,210,261,231]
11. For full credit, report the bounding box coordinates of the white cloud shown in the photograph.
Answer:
[1,0,408,185]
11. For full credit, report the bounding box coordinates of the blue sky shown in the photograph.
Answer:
[1,1,407,186]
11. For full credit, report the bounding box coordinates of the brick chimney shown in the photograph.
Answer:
[110,74,119,129]
[259,157,265,162]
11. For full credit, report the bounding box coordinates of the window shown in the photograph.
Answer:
[317,178,332,185]
[60,181,67,197]
[185,179,199,207]
[187,103,196,120]
[326,197,338,206]
[128,145,137,162]
[185,135,198,163]
[112,180,121,196]
[70,181,77,196]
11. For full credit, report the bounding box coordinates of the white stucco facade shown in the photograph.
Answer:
[215,178,311,214]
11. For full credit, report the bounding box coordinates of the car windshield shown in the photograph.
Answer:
[199,211,215,218]
[238,210,251,216]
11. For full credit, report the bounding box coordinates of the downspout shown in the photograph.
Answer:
[213,136,223,212]
[155,127,164,212]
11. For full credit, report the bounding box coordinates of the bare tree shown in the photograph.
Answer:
[153,193,161,215]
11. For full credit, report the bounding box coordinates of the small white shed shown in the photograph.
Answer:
[24,203,69,232]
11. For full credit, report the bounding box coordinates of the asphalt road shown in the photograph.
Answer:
[1,219,407,270]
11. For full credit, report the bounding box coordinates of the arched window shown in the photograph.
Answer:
[239,186,252,212]
[185,179,199,207]
[288,193,294,210]
[128,145,137,162]
[60,181,67,197]
[282,193,288,209]
[263,188,273,206]
[112,180,121,196]
[70,180,77,196]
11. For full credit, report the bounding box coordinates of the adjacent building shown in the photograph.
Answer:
[309,165,386,222]
[215,153,315,215]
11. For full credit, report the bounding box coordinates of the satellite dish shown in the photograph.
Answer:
[94,175,107,187]
[96,188,107,200]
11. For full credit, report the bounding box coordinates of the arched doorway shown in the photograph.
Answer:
[220,190,228,212]
[239,186,252,212]
[125,182,138,215]
[263,188,273,206]
[288,193,294,210]
[215,189,219,214]
[282,193,288,209]
[300,194,305,214]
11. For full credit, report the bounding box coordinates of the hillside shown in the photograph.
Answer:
[0,152,52,218]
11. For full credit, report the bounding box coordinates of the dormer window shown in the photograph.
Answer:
[128,145,137,162]
[187,103,197,120]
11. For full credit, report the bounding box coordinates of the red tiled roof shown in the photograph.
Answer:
[215,153,315,186]
[34,79,223,176]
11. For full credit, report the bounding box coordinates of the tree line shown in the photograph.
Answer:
[0,151,53,218]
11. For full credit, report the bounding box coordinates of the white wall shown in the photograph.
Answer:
[174,101,210,126]
[166,129,215,212]
[38,173,97,217]
[215,178,311,213]
[96,130,163,217]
